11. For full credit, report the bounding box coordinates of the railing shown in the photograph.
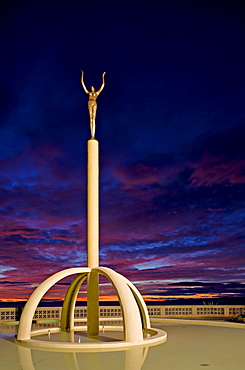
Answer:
[1,305,245,323]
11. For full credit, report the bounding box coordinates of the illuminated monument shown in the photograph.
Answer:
[16,73,167,350]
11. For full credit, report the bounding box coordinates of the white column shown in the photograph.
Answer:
[87,139,99,336]
[87,139,99,267]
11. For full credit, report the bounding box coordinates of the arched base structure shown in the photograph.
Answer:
[16,266,167,350]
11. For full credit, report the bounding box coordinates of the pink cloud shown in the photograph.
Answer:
[111,154,245,190]
[112,161,195,189]
[190,154,245,187]
[20,234,46,239]
[113,163,160,187]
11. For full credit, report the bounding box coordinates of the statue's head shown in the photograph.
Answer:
[91,86,95,92]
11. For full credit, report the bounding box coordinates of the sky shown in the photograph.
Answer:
[0,0,245,302]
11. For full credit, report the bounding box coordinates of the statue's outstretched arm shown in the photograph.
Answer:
[80,70,89,94]
[97,72,106,94]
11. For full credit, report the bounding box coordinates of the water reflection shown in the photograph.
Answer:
[17,342,149,370]
[15,322,151,369]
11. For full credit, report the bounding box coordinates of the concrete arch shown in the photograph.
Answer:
[61,273,89,330]
[17,267,91,341]
[93,266,148,342]
[120,274,151,330]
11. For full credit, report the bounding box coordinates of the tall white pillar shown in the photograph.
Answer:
[87,138,99,336]
[87,139,99,268]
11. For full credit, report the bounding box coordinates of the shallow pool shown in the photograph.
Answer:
[0,320,245,369]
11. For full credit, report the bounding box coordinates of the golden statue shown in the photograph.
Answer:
[81,71,106,139]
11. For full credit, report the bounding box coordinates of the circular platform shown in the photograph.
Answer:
[15,324,167,352]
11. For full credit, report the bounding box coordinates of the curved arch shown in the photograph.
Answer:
[17,267,91,341]
[92,266,144,342]
[93,267,151,330]
[61,273,89,330]
[120,275,151,330]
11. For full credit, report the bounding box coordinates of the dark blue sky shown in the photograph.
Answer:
[0,0,245,301]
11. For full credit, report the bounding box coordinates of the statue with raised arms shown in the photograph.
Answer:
[81,71,106,139]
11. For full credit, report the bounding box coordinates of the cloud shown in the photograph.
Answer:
[112,161,196,189]
[190,153,245,187]
[191,124,245,160]
[0,265,16,279]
